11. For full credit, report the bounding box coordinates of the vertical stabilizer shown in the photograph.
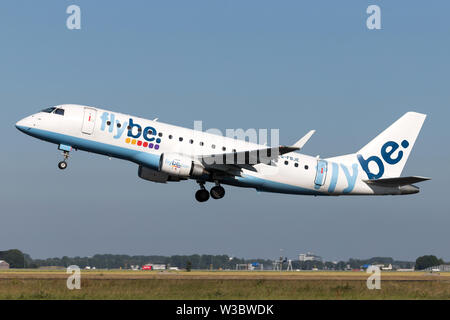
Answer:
[356,112,426,179]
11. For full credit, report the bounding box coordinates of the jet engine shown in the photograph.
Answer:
[159,153,207,178]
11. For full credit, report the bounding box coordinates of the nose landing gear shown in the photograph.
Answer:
[57,145,72,170]
[58,160,68,170]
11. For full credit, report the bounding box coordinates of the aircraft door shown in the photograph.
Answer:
[81,107,97,134]
[314,159,328,186]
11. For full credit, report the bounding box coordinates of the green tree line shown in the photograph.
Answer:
[0,249,445,271]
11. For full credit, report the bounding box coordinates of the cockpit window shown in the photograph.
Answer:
[55,108,65,116]
[41,107,56,113]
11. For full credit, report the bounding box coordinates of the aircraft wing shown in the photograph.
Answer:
[363,176,431,186]
[198,130,315,167]
[291,130,316,149]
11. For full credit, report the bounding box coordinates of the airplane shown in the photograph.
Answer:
[15,105,430,202]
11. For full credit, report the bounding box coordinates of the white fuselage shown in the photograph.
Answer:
[15,104,421,197]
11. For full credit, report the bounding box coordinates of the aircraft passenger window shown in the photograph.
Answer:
[200,142,204,146]
[294,163,299,168]
[169,135,173,139]
[54,109,65,116]
[304,165,309,170]
[222,147,226,151]
[117,123,121,128]
[284,161,289,165]
[211,144,216,149]
[158,132,163,137]
[127,126,131,130]
[189,139,194,144]
[138,127,142,132]
[41,107,56,113]
[179,137,183,142]
[232,149,236,153]
[106,121,111,126]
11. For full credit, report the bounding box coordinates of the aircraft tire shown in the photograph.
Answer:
[210,186,225,199]
[195,189,210,202]
[58,161,67,170]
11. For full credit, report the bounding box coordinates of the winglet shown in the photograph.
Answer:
[292,130,315,150]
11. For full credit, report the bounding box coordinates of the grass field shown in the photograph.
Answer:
[1,269,449,299]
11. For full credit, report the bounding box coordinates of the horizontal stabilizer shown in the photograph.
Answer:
[363,176,431,186]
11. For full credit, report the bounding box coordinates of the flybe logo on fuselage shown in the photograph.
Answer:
[357,140,409,180]
[100,112,161,150]
[170,160,182,169]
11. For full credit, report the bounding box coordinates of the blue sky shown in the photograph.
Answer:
[1,1,449,261]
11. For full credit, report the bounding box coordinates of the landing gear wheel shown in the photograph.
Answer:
[195,189,210,202]
[58,150,70,170]
[58,161,67,170]
[210,186,225,199]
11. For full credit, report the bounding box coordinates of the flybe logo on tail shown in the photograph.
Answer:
[357,140,409,179]
[100,112,161,150]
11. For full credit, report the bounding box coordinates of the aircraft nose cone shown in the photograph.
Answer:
[15,117,32,132]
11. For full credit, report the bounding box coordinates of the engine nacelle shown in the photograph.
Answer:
[159,153,206,178]
[138,165,169,183]
[138,165,185,183]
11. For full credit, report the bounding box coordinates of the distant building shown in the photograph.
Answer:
[151,264,166,270]
[299,252,322,262]
[142,263,166,271]
[425,265,450,272]
[440,265,450,272]
[361,263,393,271]
[0,260,10,269]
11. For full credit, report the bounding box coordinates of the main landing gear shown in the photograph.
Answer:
[195,186,210,202]
[210,183,225,200]
[195,181,225,202]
